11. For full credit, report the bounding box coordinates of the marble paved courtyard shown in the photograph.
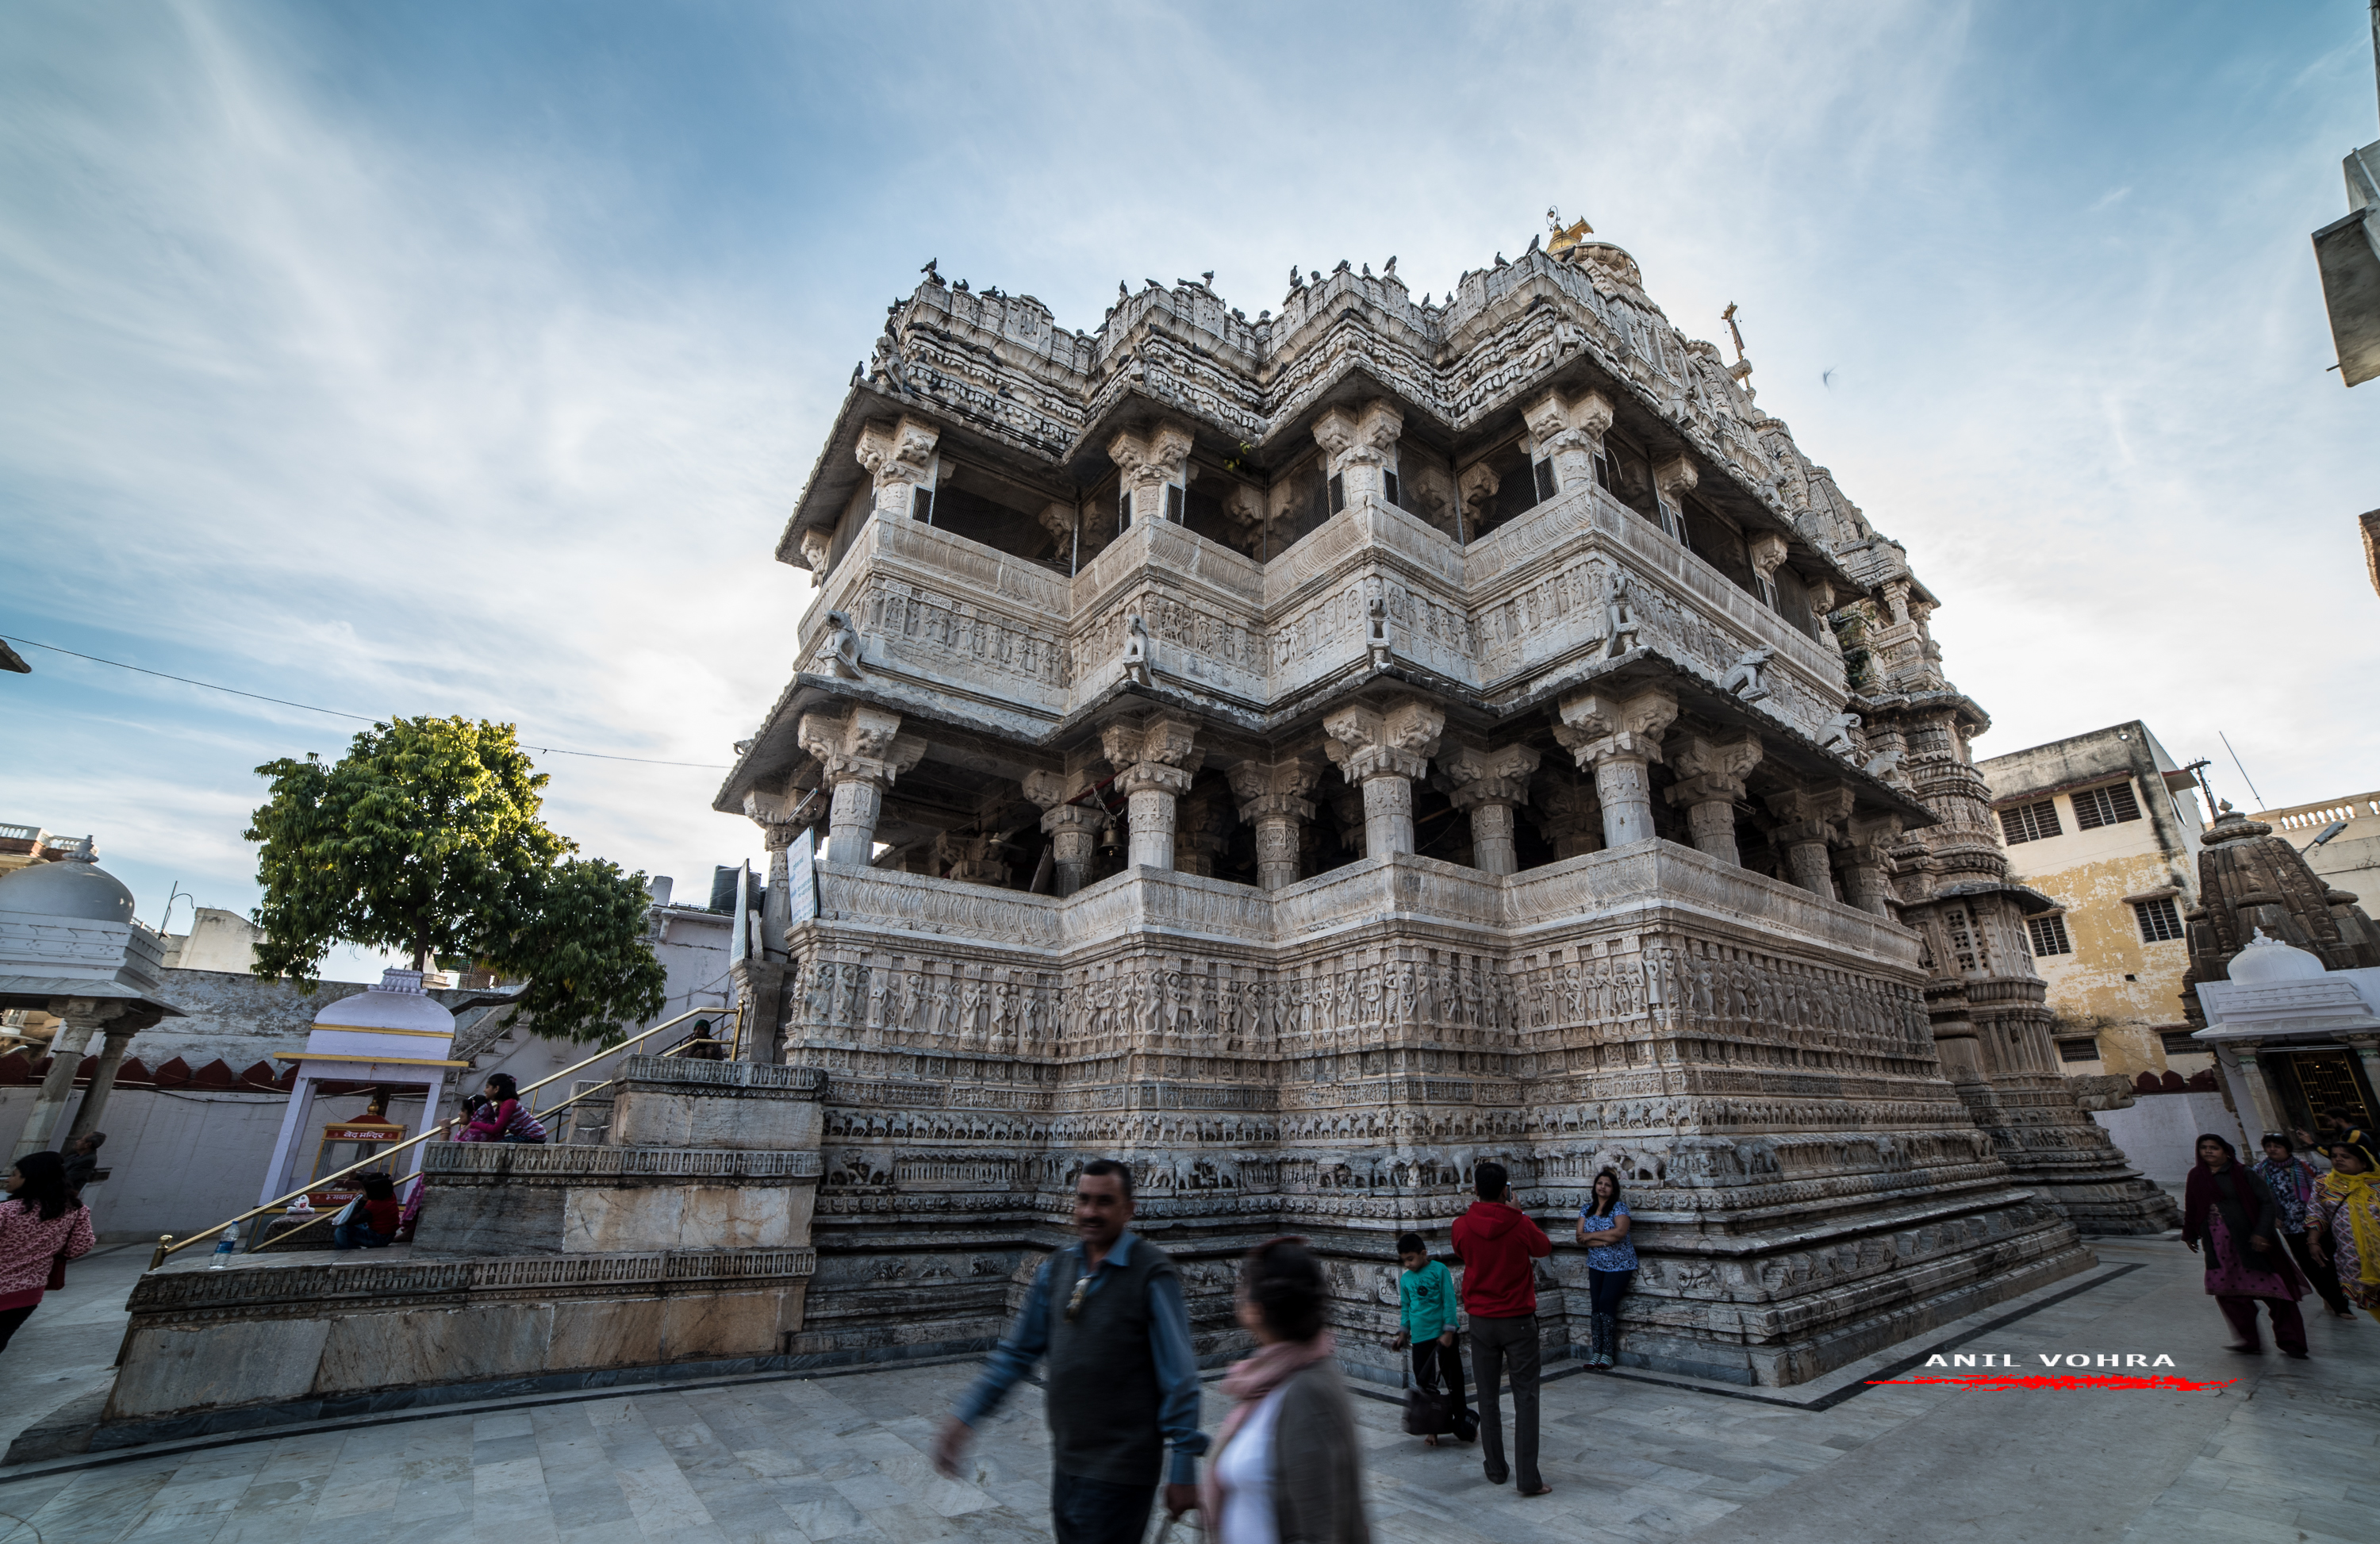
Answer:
[2,1235,2374,1544]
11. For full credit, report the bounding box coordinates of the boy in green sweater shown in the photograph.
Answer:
[1392,1230,1476,1444]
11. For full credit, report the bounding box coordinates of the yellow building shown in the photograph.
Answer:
[1975,723,2210,1081]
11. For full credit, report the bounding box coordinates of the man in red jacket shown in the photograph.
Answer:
[1452,1161,1553,1496]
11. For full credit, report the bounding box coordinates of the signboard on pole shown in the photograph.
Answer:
[786,826,820,925]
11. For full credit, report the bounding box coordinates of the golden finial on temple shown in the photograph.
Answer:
[1546,205,1594,255]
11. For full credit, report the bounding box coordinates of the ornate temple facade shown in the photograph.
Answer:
[720,224,2175,1387]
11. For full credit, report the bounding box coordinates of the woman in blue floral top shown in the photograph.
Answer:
[2256,1132,2353,1318]
[1575,1168,1636,1370]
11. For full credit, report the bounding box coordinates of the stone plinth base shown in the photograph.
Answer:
[609,1057,825,1150]
[101,1246,815,1441]
[409,1143,823,1256]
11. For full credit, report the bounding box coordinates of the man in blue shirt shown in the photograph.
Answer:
[933,1159,1206,1543]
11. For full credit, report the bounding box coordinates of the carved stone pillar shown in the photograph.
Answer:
[1322,699,1446,857]
[1747,531,1790,609]
[1107,424,1195,528]
[1664,732,1764,865]
[798,705,926,867]
[65,1027,140,1144]
[1439,744,1542,877]
[1024,770,1107,897]
[1102,716,1201,870]
[1227,758,1321,891]
[13,1001,113,1159]
[1522,388,1614,494]
[1554,686,1679,849]
[1652,453,1697,540]
[1312,399,1403,508]
[1531,770,1604,859]
[1765,782,1856,901]
[1835,813,1902,916]
[1173,787,1230,877]
[2228,1045,2289,1139]
[855,415,939,520]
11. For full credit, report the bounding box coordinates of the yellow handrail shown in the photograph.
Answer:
[150,1005,740,1268]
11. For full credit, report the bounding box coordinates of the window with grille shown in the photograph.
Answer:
[2134,896,2184,943]
[1942,905,1986,971]
[2025,915,2073,957]
[2056,1038,2100,1063]
[2000,800,2062,845]
[2160,1031,2205,1058]
[2073,782,2142,830]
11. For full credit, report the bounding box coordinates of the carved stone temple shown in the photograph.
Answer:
[719,226,2177,1388]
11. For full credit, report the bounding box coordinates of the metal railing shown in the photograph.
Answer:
[148,1005,742,1269]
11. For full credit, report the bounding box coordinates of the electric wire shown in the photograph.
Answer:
[2,633,730,769]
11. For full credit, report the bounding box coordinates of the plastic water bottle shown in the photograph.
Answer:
[209,1222,244,1269]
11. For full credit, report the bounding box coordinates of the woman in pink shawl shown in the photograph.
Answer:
[1201,1237,1369,1544]
[2182,1132,2309,1358]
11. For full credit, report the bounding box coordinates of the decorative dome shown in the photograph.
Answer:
[2201,803,2275,847]
[0,853,136,924]
[310,966,458,1036]
[2227,928,2326,983]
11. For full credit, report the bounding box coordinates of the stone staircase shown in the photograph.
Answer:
[94,1056,823,1448]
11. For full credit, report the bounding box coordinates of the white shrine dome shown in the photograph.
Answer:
[2228,929,2326,983]
[313,966,458,1035]
[0,852,136,924]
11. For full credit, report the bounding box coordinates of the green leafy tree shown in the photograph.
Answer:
[247,716,669,1042]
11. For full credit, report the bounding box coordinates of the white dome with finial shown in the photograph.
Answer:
[2228,928,2325,983]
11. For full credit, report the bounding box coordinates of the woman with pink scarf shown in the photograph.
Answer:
[1201,1237,1370,1544]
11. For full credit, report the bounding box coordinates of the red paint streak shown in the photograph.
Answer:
[1865,1374,2236,1392]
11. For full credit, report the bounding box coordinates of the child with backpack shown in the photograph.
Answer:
[1391,1230,1476,1446]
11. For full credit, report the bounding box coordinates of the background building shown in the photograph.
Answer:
[2250,788,2380,919]
[1977,723,2211,1081]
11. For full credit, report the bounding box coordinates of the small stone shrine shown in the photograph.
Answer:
[718,218,2178,1388]
[2183,804,2380,1136]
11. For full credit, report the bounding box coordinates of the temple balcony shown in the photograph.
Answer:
[789,478,1854,750]
[802,841,1919,972]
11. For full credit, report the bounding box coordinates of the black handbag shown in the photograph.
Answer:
[1401,1354,1456,1437]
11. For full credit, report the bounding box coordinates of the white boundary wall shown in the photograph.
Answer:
[2093,1093,2249,1186]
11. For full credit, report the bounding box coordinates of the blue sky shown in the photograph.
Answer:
[4,1,2375,977]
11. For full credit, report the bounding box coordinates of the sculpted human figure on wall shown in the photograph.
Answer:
[1605,569,1641,658]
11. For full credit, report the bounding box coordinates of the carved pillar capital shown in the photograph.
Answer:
[1555,686,1678,849]
[1107,423,1195,527]
[1650,452,1698,540]
[1522,388,1614,494]
[1531,772,1604,859]
[1227,757,1319,890]
[799,705,924,792]
[1553,686,1679,769]
[1313,398,1403,505]
[1439,743,1540,876]
[1024,770,1106,897]
[1323,700,1444,857]
[1324,699,1445,785]
[854,414,939,518]
[1766,782,1856,901]
[1439,743,1542,811]
[1102,716,1201,870]
[1664,732,1762,865]
[800,705,925,868]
